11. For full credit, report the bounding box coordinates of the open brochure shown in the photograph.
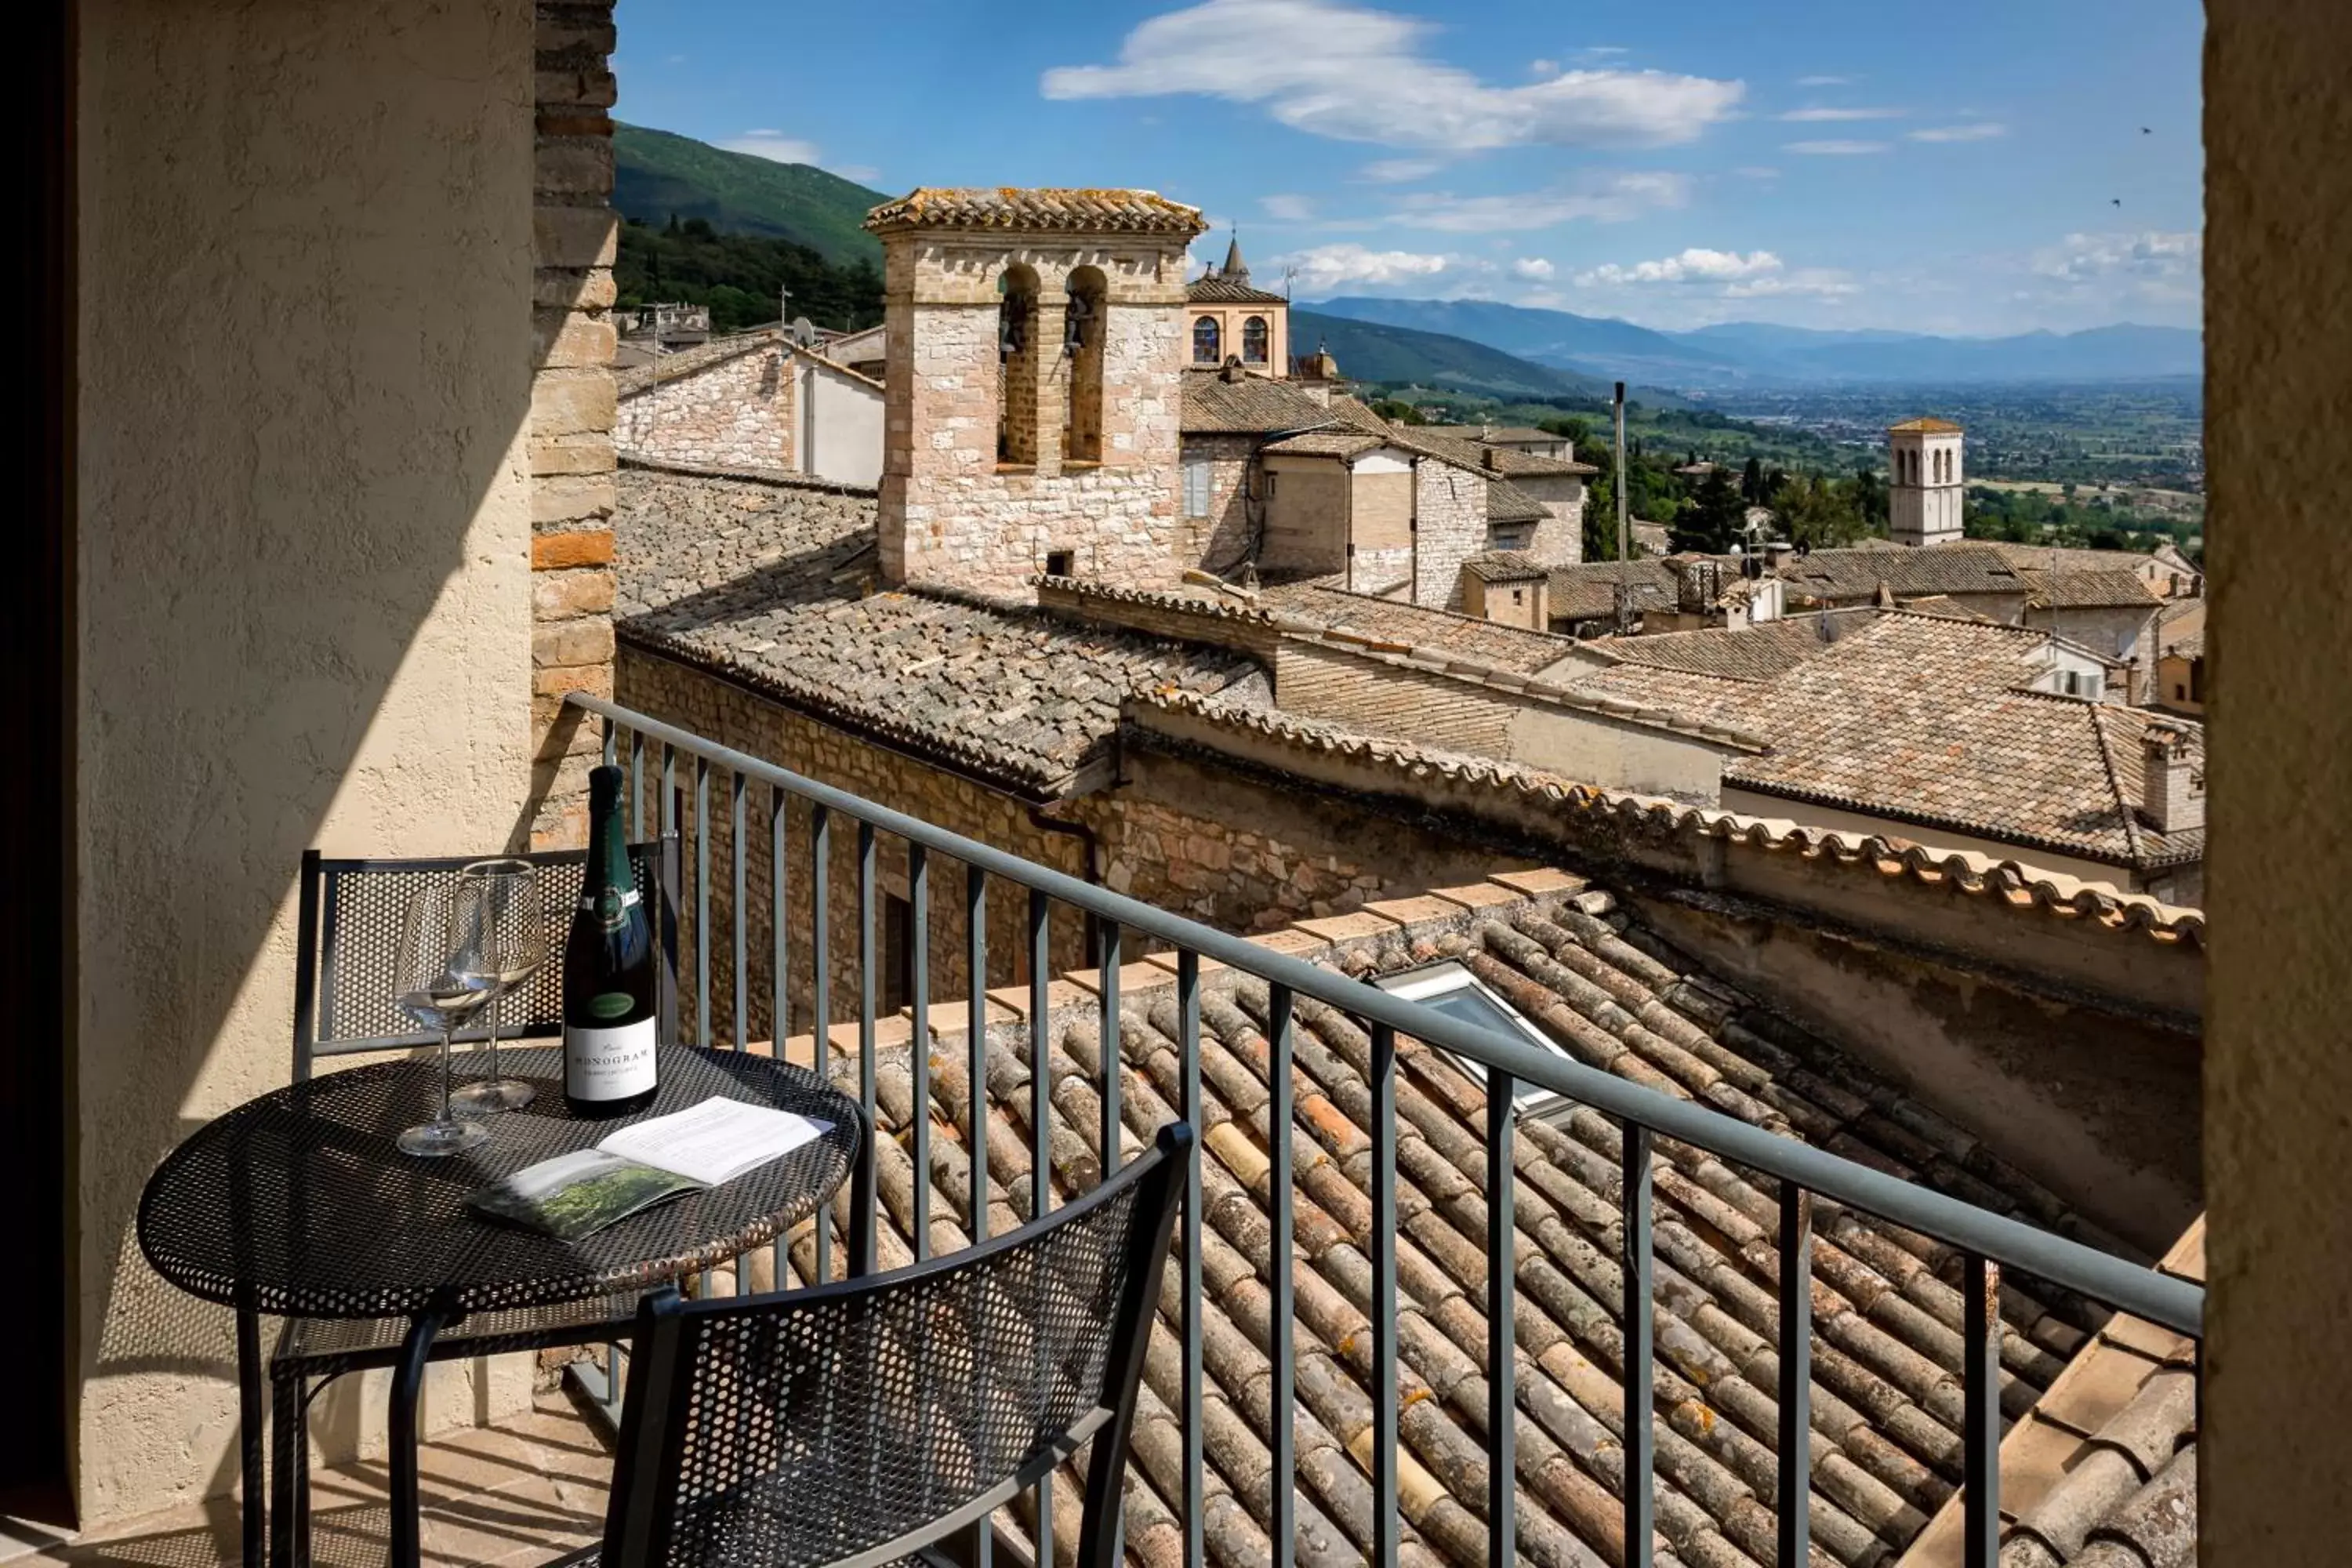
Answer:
[467,1097,835,1243]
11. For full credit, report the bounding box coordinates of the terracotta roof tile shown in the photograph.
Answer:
[864,186,1208,236]
[1459,550,1550,584]
[808,885,2150,1568]
[1181,369,1341,435]
[1254,583,1581,674]
[1547,560,1682,622]
[1186,274,1290,305]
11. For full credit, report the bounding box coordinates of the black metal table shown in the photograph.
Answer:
[136,1044,865,1568]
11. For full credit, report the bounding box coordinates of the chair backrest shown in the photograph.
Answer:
[601,1122,1195,1568]
[291,839,679,1080]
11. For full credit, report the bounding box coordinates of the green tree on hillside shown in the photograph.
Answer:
[615,219,882,333]
[1670,468,1745,554]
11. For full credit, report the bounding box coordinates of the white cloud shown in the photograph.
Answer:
[1388,171,1690,232]
[1358,157,1443,183]
[1040,0,1743,151]
[1530,58,1559,76]
[1907,122,2008,142]
[1260,193,1317,220]
[1795,74,1851,86]
[2031,230,2198,281]
[722,132,825,165]
[1275,242,1454,292]
[1779,105,1904,122]
[1512,256,1556,280]
[1783,139,1891,155]
[1724,268,1860,298]
[1576,248,1784,286]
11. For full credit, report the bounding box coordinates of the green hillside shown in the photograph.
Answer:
[612,124,887,267]
[1292,309,1613,405]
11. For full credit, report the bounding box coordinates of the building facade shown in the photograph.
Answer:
[1889,416,1966,546]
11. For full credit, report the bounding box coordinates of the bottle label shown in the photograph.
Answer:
[567,1018,657,1102]
[578,887,644,914]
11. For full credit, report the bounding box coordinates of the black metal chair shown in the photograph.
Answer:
[270,840,681,1566]
[583,1120,1194,1568]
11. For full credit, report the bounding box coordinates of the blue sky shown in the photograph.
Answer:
[612,0,2202,335]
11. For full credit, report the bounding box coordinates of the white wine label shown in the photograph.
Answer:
[566,1018,657,1101]
[576,887,644,913]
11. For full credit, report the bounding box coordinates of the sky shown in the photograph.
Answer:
[611,0,2203,336]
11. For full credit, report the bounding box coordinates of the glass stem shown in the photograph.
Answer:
[439,1026,456,1123]
[486,993,503,1084]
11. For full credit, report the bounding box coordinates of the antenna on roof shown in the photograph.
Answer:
[1283,264,1298,301]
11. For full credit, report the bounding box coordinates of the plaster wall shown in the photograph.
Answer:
[1187,302,1288,376]
[2202,5,2352,1562]
[75,0,546,1523]
[796,357,885,488]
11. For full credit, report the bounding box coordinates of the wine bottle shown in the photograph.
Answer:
[563,764,659,1116]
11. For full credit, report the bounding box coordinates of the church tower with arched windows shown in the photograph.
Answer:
[1888,416,1965,546]
[1185,230,1290,377]
[864,187,1206,588]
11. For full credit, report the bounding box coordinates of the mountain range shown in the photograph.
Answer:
[1288,310,1614,404]
[613,124,886,267]
[1307,297,2203,390]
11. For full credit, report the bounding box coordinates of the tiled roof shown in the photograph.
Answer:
[1181,369,1341,435]
[1254,583,1581,675]
[1890,417,1964,433]
[1581,609,1883,682]
[817,876,2154,1568]
[864,187,1208,237]
[2162,630,2202,661]
[1901,1221,2202,1568]
[1423,424,1562,445]
[1261,429,1392,458]
[1777,543,2027,602]
[1568,614,2205,871]
[1187,274,1290,305]
[1459,550,1549,583]
[1483,477,1551,524]
[614,465,1258,792]
[2017,568,2164,612]
[1391,426,1593,480]
[1548,559,1682,622]
[1136,688,2207,943]
[616,332,775,397]
[1984,544,2158,578]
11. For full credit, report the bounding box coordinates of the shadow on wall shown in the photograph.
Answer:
[74,0,602,1523]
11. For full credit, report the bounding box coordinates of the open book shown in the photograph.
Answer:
[467,1097,836,1243]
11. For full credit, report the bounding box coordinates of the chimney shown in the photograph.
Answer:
[2140,723,2205,836]
[1482,448,1501,471]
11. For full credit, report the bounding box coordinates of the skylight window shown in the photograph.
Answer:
[1377,960,1577,1120]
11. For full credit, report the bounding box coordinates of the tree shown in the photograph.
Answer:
[1670,468,1744,554]
[1778,473,1871,548]
[1740,456,1765,503]
[1370,397,1427,425]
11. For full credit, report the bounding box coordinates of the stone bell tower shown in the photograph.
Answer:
[863,187,1207,589]
[1888,416,1965,546]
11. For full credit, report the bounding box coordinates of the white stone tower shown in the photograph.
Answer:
[1888,416,1965,546]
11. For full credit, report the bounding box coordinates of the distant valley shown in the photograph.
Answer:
[1307,296,2203,391]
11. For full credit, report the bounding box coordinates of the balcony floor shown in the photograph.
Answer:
[28,1393,611,1568]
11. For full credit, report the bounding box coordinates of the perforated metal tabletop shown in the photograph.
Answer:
[138,1045,864,1319]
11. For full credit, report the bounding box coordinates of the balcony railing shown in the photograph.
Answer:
[563,691,2204,1568]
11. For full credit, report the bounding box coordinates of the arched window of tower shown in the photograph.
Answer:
[1192,315,1221,365]
[1243,315,1269,365]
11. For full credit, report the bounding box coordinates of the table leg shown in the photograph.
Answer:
[237,1306,266,1568]
[387,1311,448,1568]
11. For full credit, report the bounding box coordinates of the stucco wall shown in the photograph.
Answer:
[797,358,885,488]
[75,0,548,1523]
[2203,5,2352,1563]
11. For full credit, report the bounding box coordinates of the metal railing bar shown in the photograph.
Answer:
[771,780,788,1290]
[811,802,832,1286]
[1964,1254,2002,1568]
[1622,1123,1654,1568]
[1098,919,1121,1175]
[1778,1185,1813,1567]
[629,729,644,841]
[1265,982,1298,1567]
[966,866,988,1250]
[852,819,879,1277]
[560,695,2204,1338]
[909,842,931,1262]
[731,768,747,1053]
[1487,1069,1516,1565]
[692,754,710,1051]
[1370,1018,1399,1568]
[1177,948,1205,1568]
[1025,886,1053,1563]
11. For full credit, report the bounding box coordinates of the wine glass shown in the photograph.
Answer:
[450,859,546,1115]
[392,882,497,1156]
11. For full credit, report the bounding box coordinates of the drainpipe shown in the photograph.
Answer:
[1409,455,1422,604]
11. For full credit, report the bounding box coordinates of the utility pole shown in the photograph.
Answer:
[1613,380,1632,634]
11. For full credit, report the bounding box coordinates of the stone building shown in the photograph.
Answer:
[616,329,885,486]
[1889,416,1966,546]
[1185,232,1289,374]
[866,187,1207,588]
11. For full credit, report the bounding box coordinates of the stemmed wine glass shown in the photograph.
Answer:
[451,859,546,1115]
[392,882,497,1156]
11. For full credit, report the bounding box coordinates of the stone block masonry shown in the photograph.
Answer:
[619,341,792,473]
[530,0,619,850]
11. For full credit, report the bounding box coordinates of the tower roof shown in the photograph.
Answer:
[863,187,1208,238]
[1222,230,1249,281]
[1889,416,1964,434]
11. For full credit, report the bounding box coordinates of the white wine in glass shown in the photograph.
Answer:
[451,858,546,1115]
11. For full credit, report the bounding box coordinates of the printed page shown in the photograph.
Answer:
[466,1148,704,1242]
[597,1096,835,1187]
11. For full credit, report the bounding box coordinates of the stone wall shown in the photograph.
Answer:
[618,342,789,473]
[529,0,620,849]
[879,237,1194,589]
[2028,603,2161,703]
[1182,433,1258,569]
[1519,473,1587,564]
[1414,460,1487,609]
[615,642,1514,1036]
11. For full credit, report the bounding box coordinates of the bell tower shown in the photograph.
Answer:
[1888,416,1965,546]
